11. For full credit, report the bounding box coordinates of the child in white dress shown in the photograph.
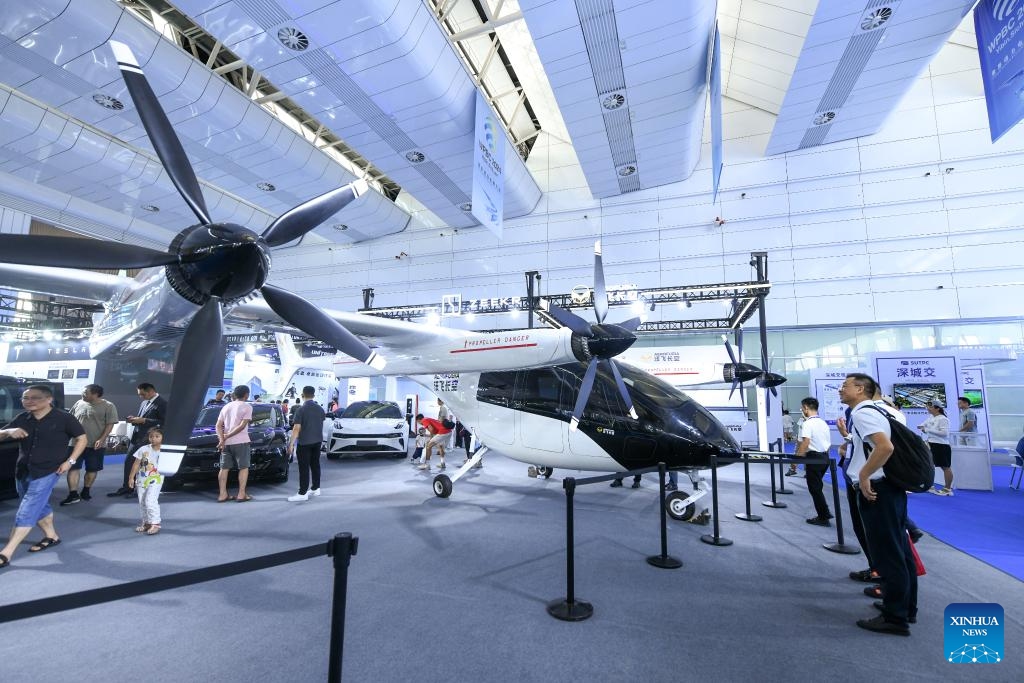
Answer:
[129,428,164,535]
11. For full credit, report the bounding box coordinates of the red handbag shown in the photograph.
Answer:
[908,532,926,576]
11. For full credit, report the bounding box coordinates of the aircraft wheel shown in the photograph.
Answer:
[537,466,554,479]
[666,491,695,521]
[433,474,453,498]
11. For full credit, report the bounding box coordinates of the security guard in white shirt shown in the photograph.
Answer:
[839,373,917,636]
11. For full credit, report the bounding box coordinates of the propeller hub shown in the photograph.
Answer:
[757,372,787,389]
[571,323,637,361]
[724,362,762,384]
[165,223,271,305]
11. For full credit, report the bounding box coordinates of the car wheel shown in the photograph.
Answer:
[274,469,289,483]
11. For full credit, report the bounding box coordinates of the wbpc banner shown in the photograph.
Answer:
[471,91,505,238]
[975,0,1024,142]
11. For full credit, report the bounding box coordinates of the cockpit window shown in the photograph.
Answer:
[478,371,516,408]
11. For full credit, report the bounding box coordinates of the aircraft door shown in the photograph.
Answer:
[515,368,566,454]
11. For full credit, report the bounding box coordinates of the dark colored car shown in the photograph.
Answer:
[0,376,65,501]
[165,402,289,487]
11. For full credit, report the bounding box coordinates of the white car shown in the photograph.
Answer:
[323,401,408,459]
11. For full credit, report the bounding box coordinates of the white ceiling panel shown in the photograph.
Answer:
[766,0,978,156]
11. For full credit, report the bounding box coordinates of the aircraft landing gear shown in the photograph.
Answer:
[433,474,453,498]
[666,491,696,521]
[430,446,489,498]
[664,473,708,521]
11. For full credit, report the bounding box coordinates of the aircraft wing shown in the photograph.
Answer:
[0,262,132,304]
[230,298,575,376]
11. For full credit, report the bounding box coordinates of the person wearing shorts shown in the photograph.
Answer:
[216,385,253,502]
[0,384,87,569]
[61,384,118,505]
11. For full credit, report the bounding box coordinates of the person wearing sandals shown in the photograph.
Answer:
[128,428,164,535]
[216,385,253,502]
[0,384,87,569]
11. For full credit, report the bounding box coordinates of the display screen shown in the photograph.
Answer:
[892,383,946,410]
[962,389,984,408]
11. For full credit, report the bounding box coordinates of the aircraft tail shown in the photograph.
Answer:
[275,333,302,367]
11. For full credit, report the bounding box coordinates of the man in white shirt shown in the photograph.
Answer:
[840,373,917,636]
[795,397,833,526]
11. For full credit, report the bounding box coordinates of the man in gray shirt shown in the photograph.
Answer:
[957,396,977,446]
[61,384,118,505]
[288,386,326,502]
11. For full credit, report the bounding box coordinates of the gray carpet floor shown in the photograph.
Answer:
[0,454,1020,682]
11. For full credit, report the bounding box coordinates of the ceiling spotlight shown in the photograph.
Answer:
[944,167,954,174]
[459,202,472,212]
[602,92,627,110]
[256,182,276,192]
[333,224,348,231]
[404,150,426,163]
[617,164,637,177]
[141,204,160,212]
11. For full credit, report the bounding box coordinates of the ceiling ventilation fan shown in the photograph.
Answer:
[0,41,385,460]
[539,240,641,429]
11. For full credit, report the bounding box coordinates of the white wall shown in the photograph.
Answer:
[265,40,1024,331]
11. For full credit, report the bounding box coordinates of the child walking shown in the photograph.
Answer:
[410,427,426,463]
[129,427,164,535]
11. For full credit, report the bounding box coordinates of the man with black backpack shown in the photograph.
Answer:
[839,373,918,636]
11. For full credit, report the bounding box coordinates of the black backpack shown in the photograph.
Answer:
[854,404,934,493]
[441,418,455,430]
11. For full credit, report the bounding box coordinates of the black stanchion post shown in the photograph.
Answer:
[327,532,359,683]
[762,451,787,509]
[735,454,763,522]
[701,455,733,547]
[775,444,793,495]
[648,462,682,569]
[823,459,860,555]
[547,477,594,621]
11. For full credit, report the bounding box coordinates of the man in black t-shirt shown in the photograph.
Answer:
[288,386,327,502]
[0,384,87,568]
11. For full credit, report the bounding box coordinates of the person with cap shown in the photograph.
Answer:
[919,400,953,496]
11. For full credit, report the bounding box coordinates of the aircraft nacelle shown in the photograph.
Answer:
[723,362,762,383]
[165,223,271,304]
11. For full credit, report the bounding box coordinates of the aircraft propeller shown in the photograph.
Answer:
[540,240,640,430]
[0,40,385,457]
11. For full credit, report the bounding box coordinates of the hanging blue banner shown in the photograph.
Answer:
[710,22,723,201]
[471,91,505,238]
[975,0,1024,142]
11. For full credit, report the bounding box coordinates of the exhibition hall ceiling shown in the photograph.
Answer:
[0,0,983,251]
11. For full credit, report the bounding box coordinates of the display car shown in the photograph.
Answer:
[0,376,66,501]
[165,402,289,487]
[323,400,408,459]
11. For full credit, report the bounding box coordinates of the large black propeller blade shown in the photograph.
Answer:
[570,358,600,430]
[261,284,385,370]
[539,299,593,337]
[110,41,212,226]
[262,179,369,247]
[593,240,608,323]
[160,298,224,461]
[0,235,176,269]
